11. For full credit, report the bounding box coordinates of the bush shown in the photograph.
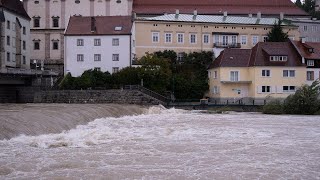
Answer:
[263,100,284,114]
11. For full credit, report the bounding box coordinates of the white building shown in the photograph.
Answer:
[22,0,133,74]
[0,0,31,70]
[64,16,133,77]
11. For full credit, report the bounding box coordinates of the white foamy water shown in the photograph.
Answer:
[1,107,320,179]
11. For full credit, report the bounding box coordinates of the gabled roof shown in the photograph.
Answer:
[292,41,320,60]
[209,42,304,69]
[65,16,132,36]
[0,0,30,20]
[139,14,292,26]
[133,0,308,17]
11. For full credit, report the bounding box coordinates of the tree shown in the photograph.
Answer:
[266,20,289,42]
[295,0,303,8]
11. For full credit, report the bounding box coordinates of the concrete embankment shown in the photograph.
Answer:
[0,104,145,140]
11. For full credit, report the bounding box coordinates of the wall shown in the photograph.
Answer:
[134,20,299,58]
[34,89,164,105]
[65,35,131,76]
[294,20,320,42]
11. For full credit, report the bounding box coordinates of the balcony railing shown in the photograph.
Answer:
[214,42,241,48]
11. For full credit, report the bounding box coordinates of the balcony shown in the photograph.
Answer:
[214,42,241,48]
[221,80,252,84]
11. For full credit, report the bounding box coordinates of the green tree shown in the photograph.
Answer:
[295,0,303,8]
[267,20,289,42]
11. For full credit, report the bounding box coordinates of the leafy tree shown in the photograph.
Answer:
[267,20,289,42]
[295,0,303,8]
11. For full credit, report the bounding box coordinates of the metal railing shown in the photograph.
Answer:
[124,85,170,103]
[213,42,241,48]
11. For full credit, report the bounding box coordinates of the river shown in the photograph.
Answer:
[0,105,319,179]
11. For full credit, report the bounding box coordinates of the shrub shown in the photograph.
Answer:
[263,100,284,114]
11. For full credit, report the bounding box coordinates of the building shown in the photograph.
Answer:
[64,16,132,77]
[133,0,308,17]
[22,0,133,74]
[208,42,306,102]
[134,13,300,59]
[288,18,320,43]
[292,39,320,85]
[0,0,31,70]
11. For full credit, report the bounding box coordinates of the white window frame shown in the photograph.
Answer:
[112,54,119,61]
[165,33,172,43]
[263,36,268,42]
[77,54,84,62]
[262,86,271,93]
[214,35,219,44]
[213,71,217,79]
[230,71,239,82]
[77,39,84,46]
[231,35,237,45]
[241,35,247,45]
[283,70,295,77]
[94,39,101,46]
[177,52,184,61]
[252,36,258,45]
[190,33,197,44]
[203,34,210,44]
[212,86,219,94]
[307,60,315,66]
[112,67,119,73]
[112,38,119,46]
[94,67,101,71]
[283,86,296,93]
[262,69,270,77]
[94,54,101,61]
[177,33,184,44]
[222,35,228,46]
[152,32,159,43]
[307,71,314,81]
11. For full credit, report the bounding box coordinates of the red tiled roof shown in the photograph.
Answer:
[133,0,308,17]
[292,41,320,60]
[209,42,304,69]
[65,16,132,36]
[0,0,30,20]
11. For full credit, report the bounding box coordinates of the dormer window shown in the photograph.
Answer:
[270,56,287,62]
[308,48,314,53]
[116,0,121,3]
[307,60,314,66]
[75,0,80,4]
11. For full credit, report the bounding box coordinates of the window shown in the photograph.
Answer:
[7,52,10,62]
[213,71,217,79]
[22,56,26,65]
[34,0,39,4]
[52,17,59,27]
[203,34,210,44]
[77,54,84,61]
[12,37,16,47]
[270,56,287,61]
[283,70,295,77]
[23,27,26,35]
[252,36,258,45]
[94,67,101,71]
[177,33,184,43]
[152,32,159,43]
[34,41,40,50]
[283,86,296,92]
[307,71,314,81]
[52,41,59,50]
[263,36,268,42]
[75,0,80,4]
[262,70,270,77]
[112,54,119,61]
[214,35,219,43]
[241,35,247,45]
[190,34,196,44]
[23,41,26,50]
[230,71,239,81]
[212,86,219,94]
[112,38,119,46]
[279,56,287,61]
[231,35,237,45]
[222,35,228,46]
[262,86,271,93]
[33,17,40,28]
[7,21,10,29]
[94,39,101,46]
[77,39,84,46]
[307,60,314,66]
[6,36,10,46]
[12,23,16,31]
[303,25,308,31]
[177,52,184,62]
[165,33,172,43]
[112,67,119,73]
[94,54,101,61]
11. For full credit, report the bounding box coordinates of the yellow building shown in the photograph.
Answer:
[208,42,306,103]
[133,12,300,59]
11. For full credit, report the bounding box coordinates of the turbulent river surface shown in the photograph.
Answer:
[0,105,320,179]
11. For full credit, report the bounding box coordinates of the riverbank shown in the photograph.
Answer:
[0,104,145,140]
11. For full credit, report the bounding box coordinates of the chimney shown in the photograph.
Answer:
[223,11,228,17]
[175,9,179,19]
[132,12,137,19]
[257,12,261,19]
[301,37,306,44]
[193,9,197,20]
[248,14,253,18]
[91,17,96,33]
[280,12,284,21]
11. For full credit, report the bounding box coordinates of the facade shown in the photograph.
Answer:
[288,18,320,43]
[208,42,306,101]
[292,40,320,85]
[64,16,132,77]
[0,0,31,70]
[22,0,133,74]
[134,13,300,59]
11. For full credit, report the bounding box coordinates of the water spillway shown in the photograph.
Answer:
[0,104,145,140]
